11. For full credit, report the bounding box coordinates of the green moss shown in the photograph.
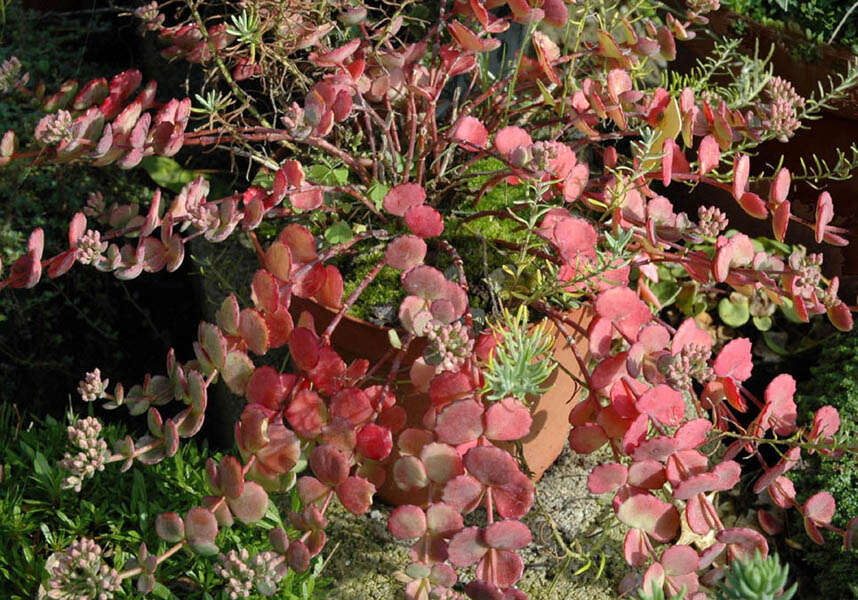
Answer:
[787,332,858,598]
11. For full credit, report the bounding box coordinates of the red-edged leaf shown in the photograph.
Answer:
[713,338,753,382]
[587,462,628,494]
[389,505,427,539]
[815,191,834,244]
[769,167,790,206]
[617,493,680,542]
[636,384,685,426]
[452,116,488,149]
[732,154,749,200]
[484,398,532,441]
[698,135,719,174]
[383,182,425,216]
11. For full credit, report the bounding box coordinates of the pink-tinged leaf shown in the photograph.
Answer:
[587,462,628,494]
[711,460,741,491]
[448,527,488,566]
[685,495,712,535]
[628,459,666,489]
[624,528,649,567]
[673,472,720,500]
[732,154,749,200]
[404,205,444,238]
[337,476,375,515]
[452,116,488,149]
[713,338,753,381]
[426,503,464,538]
[310,444,349,486]
[239,308,269,355]
[218,456,244,499]
[636,384,685,426]
[198,322,227,371]
[265,241,292,282]
[622,413,650,455]
[227,480,268,524]
[753,447,801,494]
[532,31,561,85]
[542,0,568,26]
[716,527,768,560]
[404,265,448,301]
[769,167,790,206]
[494,126,532,158]
[815,191,834,244]
[222,350,254,395]
[308,38,360,67]
[698,135,719,175]
[393,455,429,491]
[484,520,531,550]
[283,159,305,189]
[155,512,185,543]
[773,200,790,242]
[435,399,485,445]
[828,301,853,332]
[657,25,676,60]
[48,249,76,279]
[184,507,219,555]
[250,270,279,314]
[289,326,320,371]
[356,423,393,461]
[278,224,317,263]
[286,389,327,438]
[297,476,329,506]
[329,387,372,426]
[477,549,524,588]
[809,405,840,444]
[291,188,323,211]
[383,182,426,216]
[761,374,797,436]
[632,435,679,463]
[463,446,518,487]
[448,20,500,52]
[617,493,680,542]
[442,475,484,513]
[671,318,712,355]
[674,419,712,450]
[568,423,608,454]
[804,491,836,525]
[389,505,427,539]
[758,509,784,535]
[68,212,86,247]
[398,428,434,456]
[385,235,426,271]
[661,545,698,576]
[768,476,796,509]
[484,398,532,441]
[738,192,767,219]
[420,442,464,484]
[493,473,534,519]
[287,540,310,573]
[714,233,754,282]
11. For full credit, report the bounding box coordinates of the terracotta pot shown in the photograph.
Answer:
[671,9,858,299]
[289,295,591,505]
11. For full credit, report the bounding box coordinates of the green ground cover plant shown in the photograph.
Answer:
[0,405,331,599]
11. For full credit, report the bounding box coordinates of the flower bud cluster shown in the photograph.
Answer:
[44,537,121,600]
[34,110,74,146]
[84,191,106,220]
[666,343,713,390]
[59,417,108,492]
[0,56,24,94]
[425,321,474,373]
[215,548,286,598]
[78,368,108,402]
[693,205,729,239]
[133,1,165,31]
[788,247,823,298]
[76,230,109,265]
[764,76,805,142]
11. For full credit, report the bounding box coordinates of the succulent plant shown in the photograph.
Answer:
[715,550,797,600]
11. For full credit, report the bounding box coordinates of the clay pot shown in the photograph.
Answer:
[671,9,858,298]
[289,295,591,505]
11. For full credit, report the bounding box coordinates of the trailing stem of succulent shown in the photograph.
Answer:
[3,0,858,599]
